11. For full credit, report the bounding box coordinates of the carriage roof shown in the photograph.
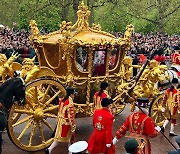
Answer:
[29,1,134,79]
[29,1,133,48]
[43,30,115,45]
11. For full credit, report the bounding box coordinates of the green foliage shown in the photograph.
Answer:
[164,10,180,34]
[0,0,179,34]
[18,0,61,31]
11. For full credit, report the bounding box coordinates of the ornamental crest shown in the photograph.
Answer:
[98,115,102,121]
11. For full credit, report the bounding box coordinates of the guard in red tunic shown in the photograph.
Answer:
[161,78,179,136]
[171,46,180,77]
[45,87,76,154]
[88,98,115,154]
[94,81,111,110]
[113,98,160,154]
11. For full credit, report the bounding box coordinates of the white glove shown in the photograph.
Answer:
[161,107,165,112]
[155,126,161,132]
[112,137,118,145]
[106,144,111,148]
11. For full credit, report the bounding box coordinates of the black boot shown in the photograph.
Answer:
[160,127,165,133]
[169,132,177,136]
[45,148,49,154]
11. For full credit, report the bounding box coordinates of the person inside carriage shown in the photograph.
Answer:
[76,47,88,72]
[109,49,118,70]
[92,47,106,76]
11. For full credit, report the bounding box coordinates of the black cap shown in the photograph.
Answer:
[136,97,149,108]
[172,78,178,84]
[100,81,109,90]
[66,87,76,96]
[124,138,138,152]
[101,98,113,107]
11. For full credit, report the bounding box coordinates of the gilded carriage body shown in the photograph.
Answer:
[6,2,170,152]
[28,2,134,117]
[7,2,134,151]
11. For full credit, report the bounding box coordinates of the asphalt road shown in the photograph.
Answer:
[2,105,180,154]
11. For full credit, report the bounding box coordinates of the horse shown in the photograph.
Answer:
[0,77,25,153]
[158,65,180,89]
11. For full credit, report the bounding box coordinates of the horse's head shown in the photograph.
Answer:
[0,77,26,110]
[14,77,26,106]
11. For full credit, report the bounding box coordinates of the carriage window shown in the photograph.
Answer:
[109,48,118,70]
[76,47,88,72]
[94,50,106,65]
[92,47,106,76]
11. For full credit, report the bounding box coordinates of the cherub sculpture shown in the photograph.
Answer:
[20,56,40,83]
[134,60,168,98]
[29,20,40,38]
[59,21,72,37]
[124,24,134,40]
[91,23,102,31]
[120,56,134,81]
[0,52,19,82]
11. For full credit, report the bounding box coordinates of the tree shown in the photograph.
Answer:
[123,0,180,34]
[0,0,20,27]
[0,0,179,34]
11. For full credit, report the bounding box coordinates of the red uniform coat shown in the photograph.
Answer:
[115,112,158,154]
[94,90,110,110]
[162,88,179,124]
[109,55,117,69]
[171,52,180,65]
[88,108,115,154]
[54,97,76,142]
[153,55,167,63]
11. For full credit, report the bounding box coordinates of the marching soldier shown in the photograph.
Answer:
[113,98,160,154]
[88,98,115,154]
[93,81,111,110]
[45,87,76,154]
[161,78,179,136]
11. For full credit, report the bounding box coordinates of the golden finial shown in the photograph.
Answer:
[29,20,40,38]
[78,0,88,11]
[72,0,90,31]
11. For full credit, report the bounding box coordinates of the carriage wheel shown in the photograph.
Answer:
[7,78,66,151]
[149,93,166,126]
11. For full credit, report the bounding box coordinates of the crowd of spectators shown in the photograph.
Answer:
[0,27,36,64]
[129,32,179,57]
[0,27,179,65]
[112,32,180,57]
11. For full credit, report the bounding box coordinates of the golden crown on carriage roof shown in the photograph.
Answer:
[29,1,134,48]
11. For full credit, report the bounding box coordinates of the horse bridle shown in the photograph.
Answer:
[16,77,26,106]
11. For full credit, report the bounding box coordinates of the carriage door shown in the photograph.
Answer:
[92,46,107,76]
